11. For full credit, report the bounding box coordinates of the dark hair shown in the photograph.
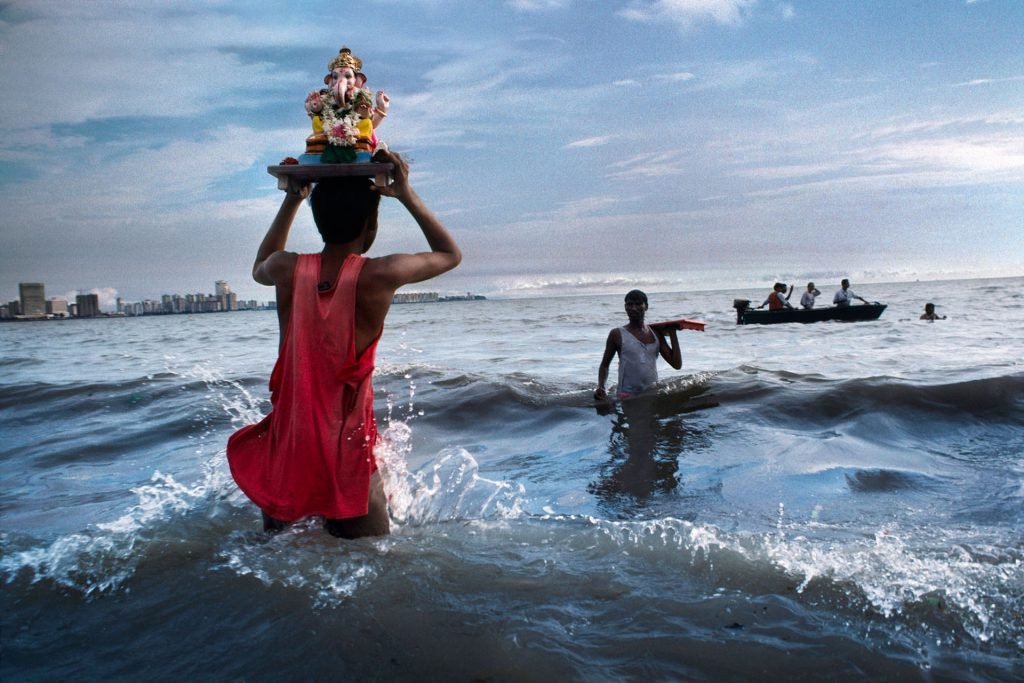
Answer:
[309,177,381,244]
[624,289,648,305]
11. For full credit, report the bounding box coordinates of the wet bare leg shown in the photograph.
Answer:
[262,510,288,533]
[324,471,391,539]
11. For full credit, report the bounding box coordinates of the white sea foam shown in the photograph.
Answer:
[216,521,384,608]
[377,421,526,526]
[1,470,212,595]
[758,521,1023,644]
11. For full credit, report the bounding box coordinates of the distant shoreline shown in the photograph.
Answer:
[392,293,487,304]
[1,295,491,321]
[0,308,271,323]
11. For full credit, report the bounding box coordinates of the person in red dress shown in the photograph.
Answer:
[227,150,461,538]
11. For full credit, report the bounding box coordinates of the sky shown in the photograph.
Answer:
[1,0,1022,307]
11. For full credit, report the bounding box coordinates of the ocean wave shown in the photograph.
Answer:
[5,461,1020,651]
[378,361,1024,428]
[0,355,45,370]
[0,373,267,414]
[1,466,230,596]
[489,514,1024,649]
[710,368,1024,424]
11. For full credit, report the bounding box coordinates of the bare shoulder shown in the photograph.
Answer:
[268,250,299,269]
[355,255,403,305]
[359,252,421,289]
[358,254,397,285]
[256,250,299,286]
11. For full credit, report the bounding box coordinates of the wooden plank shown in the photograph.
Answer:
[650,318,706,332]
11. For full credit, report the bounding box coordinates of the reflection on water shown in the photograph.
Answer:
[589,389,718,518]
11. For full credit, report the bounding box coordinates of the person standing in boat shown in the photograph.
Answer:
[594,290,682,401]
[833,279,870,307]
[759,282,793,310]
[800,282,821,309]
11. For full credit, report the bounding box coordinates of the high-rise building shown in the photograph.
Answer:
[216,280,237,311]
[46,298,68,317]
[19,282,46,318]
[76,293,100,318]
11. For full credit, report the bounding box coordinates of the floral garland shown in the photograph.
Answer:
[318,90,359,148]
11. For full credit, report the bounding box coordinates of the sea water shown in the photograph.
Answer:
[2,277,1022,681]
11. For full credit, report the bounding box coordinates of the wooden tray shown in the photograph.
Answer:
[650,318,706,332]
[267,163,394,190]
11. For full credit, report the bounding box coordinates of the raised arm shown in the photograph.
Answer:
[252,179,308,285]
[655,326,682,370]
[370,149,461,288]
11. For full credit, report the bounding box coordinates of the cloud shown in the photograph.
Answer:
[864,112,1024,139]
[654,71,697,82]
[1,1,1021,302]
[952,75,1024,87]
[620,0,757,30]
[734,126,1024,202]
[605,151,690,178]
[733,163,840,180]
[0,3,310,131]
[540,195,626,220]
[564,135,613,148]
[867,137,1024,175]
[507,0,568,10]
[61,287,120,312]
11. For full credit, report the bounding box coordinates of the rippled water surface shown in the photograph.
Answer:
[2,277,1022,681]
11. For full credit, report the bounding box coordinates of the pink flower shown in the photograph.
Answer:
[305,91,323,114]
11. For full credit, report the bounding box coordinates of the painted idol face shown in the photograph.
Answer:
[329,67,357,104]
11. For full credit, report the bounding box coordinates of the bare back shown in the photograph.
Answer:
[271,250,449,357]
[256,150,461,358]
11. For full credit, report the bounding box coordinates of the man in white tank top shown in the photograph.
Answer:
[594,290,682,400]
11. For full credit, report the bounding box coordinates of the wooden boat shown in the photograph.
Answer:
[733,299,886,325]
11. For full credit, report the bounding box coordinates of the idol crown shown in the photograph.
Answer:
[328,46,362,72]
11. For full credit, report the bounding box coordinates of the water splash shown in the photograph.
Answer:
[216,520,383,609]
[169,356,267,428]
[758,520,1024,646]
[378,422,525,526]
[1,470,212,595]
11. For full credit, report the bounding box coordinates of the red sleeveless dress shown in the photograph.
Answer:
[227,253,380,521]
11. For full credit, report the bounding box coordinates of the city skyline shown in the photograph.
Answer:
[2,279,268,319]
[2,276,485,319]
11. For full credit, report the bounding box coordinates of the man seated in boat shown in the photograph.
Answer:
[799,282,821,309]
[758,282,793,311]
[833,279,870,307]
